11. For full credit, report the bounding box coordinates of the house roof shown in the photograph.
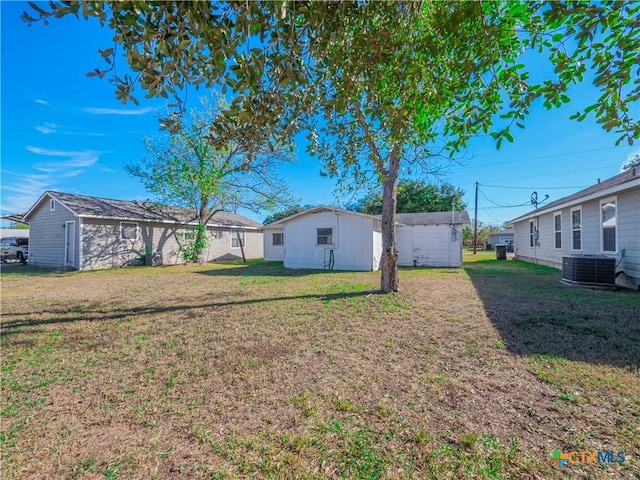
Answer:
[1,214,28,224]
[508,168,640,224]
[396,211,470,226]
[262,205,470,228]
[23,191,262,229]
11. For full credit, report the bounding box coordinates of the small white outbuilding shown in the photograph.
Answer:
[263,206,382,270]
[263,206,469,270]
[396,212,469,268]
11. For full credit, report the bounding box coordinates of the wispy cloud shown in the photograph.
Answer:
[0,173,52,215]
[1,147,104,215]
[82,107,153,116]
[35,122,58,134]
[35,122,106,137]
[26,146,99,171]
[34,98,49,106]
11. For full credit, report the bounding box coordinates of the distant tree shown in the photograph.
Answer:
[126,95,294,263]
[351,180,466,215]
[263,204,314,225]
[12,222,29,230]
[622,153,640,170]
[463,221,502,248]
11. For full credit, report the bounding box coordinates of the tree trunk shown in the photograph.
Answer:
[195,225,207,265]
[380,149,401,293]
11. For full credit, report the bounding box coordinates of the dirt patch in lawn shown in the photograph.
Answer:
[1,258,638,479]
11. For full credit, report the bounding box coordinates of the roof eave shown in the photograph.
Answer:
[508,177,640,225]
[76,213,261,229]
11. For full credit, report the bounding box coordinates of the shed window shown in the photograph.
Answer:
[554,213,562,249]
[317,228,333,245]
[272,232,283,246]
[571,208,582,250]
[231,229,245,248]
[49,199,55,211]
[601,198,616,252]
[120,222,138,241]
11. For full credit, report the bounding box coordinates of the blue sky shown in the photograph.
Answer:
[2,2,638,227]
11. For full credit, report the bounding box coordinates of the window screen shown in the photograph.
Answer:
[317,228,333,245]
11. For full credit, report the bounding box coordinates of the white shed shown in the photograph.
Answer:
[263,207,469,270]
[396,212,469,268]
[263,206,382,271]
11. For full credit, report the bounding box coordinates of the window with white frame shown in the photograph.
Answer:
[601,198,617,252]
[317,228,333,245]
[529,219,537,248]
[231,229,245,248]
[571,207,582,250]
[554,213,562,249]
[50,199,55,211]
[120,222,138,241]
[272,232,283,246]
[183,226,197,241]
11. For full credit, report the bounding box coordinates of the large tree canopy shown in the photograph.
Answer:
[350,180,466,216]
[23,2,638,146]
[24,1,639,291]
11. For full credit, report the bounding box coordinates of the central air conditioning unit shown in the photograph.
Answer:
[562,255,616,288]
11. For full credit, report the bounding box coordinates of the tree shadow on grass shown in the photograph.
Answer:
[464,259,640,368]
[0,290,381,338]
[198,260,356,278]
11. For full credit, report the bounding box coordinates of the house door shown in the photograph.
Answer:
[65,221,75,267]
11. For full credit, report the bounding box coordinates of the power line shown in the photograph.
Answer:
[454,145,623,170]
[481,184,588,190]
[480,207,507,224]
[484,164,619,184]
[478,188,530,208]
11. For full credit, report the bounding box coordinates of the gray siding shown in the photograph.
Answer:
[206,228,263,261]
[81,220,264,270]
[513,186,639,287]
[82,219,153,269]
[28,199,77,269]
[618,189,640,281]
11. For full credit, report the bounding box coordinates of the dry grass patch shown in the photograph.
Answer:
[1,257,638,479]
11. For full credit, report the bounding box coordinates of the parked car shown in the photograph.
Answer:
[1,237,29,263]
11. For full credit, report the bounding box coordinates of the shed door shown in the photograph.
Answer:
[65,221,75,267]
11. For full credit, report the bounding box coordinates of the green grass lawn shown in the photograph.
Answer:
[1,257,638,479]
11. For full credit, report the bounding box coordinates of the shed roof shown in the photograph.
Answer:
[23,191,262,229]
[509,168,640,224]
[262,205,378,227]
[488,229,514,237]
[263,205,470,227]
[395,211,470,226]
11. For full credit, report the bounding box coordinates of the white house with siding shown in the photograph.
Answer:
[263,206,469,270]
[508,168,640,289]
[22,191,263,270]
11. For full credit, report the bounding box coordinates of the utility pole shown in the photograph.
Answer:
[473,182,478,255]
